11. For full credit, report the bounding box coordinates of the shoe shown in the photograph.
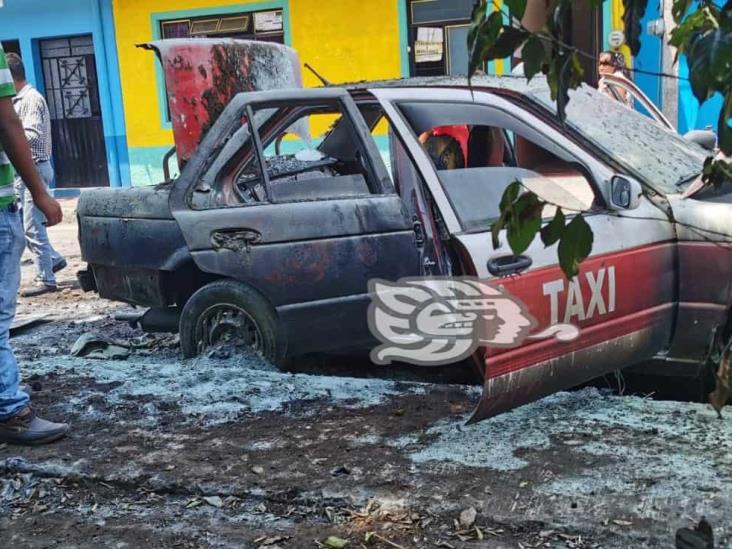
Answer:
[0,406,69,445]
[52,258,67,274]
[20,283,58,297]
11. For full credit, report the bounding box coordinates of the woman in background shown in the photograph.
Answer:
[597,51,633,108]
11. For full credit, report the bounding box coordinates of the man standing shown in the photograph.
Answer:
[0,44,68,444]
[7,53,66,297]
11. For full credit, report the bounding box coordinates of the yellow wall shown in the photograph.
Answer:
[113,0,404,149]
[609,0,632,66]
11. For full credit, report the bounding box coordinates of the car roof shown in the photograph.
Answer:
[339,74,546,96]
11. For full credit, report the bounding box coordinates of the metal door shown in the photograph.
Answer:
[170,89,422,356]
[40,36,109,188]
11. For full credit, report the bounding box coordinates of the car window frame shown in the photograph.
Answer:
[179,88,395,211]
[391,98,607,231]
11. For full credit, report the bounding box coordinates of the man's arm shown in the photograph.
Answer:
[0,96,61,226]
[16,99,44,148]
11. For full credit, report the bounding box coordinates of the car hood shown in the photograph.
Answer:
[668,193,732,243]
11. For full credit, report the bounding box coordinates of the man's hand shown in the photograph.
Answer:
[34,193,62,226]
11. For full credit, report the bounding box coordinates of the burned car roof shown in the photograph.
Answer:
[340,75,708,195]
[340,74,537,93]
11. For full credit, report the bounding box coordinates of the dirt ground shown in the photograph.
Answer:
[2,199,732,548]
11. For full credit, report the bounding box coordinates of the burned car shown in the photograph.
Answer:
[78,39,730,420]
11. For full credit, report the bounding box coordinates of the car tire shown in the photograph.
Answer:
[179,279,286,363]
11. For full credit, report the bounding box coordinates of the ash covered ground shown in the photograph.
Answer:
[2,200,732,548]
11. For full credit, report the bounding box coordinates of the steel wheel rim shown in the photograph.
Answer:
[194,303,263,354]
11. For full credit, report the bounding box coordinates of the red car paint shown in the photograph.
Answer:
[484,242,675,377]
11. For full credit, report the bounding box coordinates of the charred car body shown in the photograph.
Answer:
[78,39,731,421]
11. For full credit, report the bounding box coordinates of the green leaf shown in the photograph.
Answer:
[323,536,349,549]
[557,214,594,279]
[499,180,521,211]
[672,0,693,22]
[491,212,508,249]
[504,0,527,19]
[468,11,503,77]
[468,0,488,53]
[471,0,487,26]
[686,27,732,102]
[491,182,521,249]
[622,0,650,55]
[669,8,715,57]
[540,208,565,247]
[521,35,545,81]
[718,93,732,155]
[482,26,530,61]
[506,193,542,256]
[548,51,583,124]
[702,157,732,187]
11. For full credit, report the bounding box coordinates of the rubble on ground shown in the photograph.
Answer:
[2,202,731,548]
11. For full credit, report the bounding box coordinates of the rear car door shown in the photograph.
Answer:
[373,87,677,418]
[169,89,421,356]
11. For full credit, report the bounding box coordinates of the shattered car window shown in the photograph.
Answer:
[226,101,375,204]
[526,85,708,193]
[197,108,277,207]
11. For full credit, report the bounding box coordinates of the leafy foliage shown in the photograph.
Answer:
[469,0,732,279]
[468,0,588,123]
[622,0,649,55]
[492,183,592,279]
[468,0,594,278]
[668,0,732,171]
[469,0,732,413]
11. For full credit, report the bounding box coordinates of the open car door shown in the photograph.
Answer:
[372,86,678,421]
[599,73,675,132]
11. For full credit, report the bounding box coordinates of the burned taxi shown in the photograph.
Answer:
[78,39,730,420]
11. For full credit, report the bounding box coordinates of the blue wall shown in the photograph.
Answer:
[676,1,723,134]
[632,0,723,135]
[634,0,662,109]
[677,56,724,135]
[0,0,130,188]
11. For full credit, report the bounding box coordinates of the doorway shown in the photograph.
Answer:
[39,35,109,188]
[1,40,21,56]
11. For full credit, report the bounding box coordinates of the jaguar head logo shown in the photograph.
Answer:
[368,278,538,366]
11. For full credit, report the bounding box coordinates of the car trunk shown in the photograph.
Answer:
[138,38,303,167]
[78,39,305,304]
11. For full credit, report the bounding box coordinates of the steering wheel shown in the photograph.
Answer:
[234,173,263,204]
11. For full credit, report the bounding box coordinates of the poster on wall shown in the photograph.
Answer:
[255,11,283,32]
[415,27,443,63]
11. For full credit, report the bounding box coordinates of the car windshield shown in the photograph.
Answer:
[525,84,709,194]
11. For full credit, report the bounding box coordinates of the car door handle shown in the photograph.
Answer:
[487,255,532,277]
[211,229,262,252]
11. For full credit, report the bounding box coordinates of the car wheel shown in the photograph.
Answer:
[179,279,286,363]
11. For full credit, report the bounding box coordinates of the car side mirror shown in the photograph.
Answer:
[610,175,642,210]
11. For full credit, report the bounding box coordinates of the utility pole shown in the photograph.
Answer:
[660,0,679,128]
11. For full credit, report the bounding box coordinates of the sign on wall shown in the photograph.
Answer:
[414,27,444,63]
[254,10,283,32]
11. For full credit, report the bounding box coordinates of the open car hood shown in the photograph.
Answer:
[140,38,303,166]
